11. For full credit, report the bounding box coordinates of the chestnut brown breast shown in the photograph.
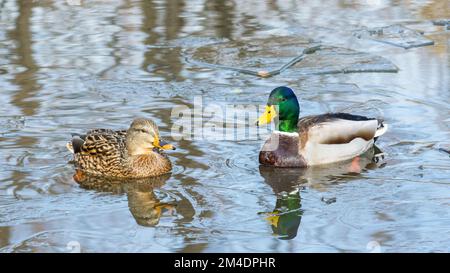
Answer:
[259,132,307,168]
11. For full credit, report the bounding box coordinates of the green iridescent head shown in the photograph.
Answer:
[257,86,300,132]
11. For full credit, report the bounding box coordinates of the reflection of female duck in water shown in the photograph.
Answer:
[73,171,175,227]
[259,147,384,240]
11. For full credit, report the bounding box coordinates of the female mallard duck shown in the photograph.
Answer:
[66,118,176,178]
[256,86,388,167]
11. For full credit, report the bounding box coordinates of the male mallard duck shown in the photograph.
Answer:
[256,86,388,167]
[67,118,175,178]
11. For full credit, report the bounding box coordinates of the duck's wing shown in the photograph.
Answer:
[298,113,387,165]
[298,113,384,145]
[67,129,127,155]
[67,129,128,176]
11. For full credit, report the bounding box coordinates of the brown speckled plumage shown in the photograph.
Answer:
[68,119,173,178]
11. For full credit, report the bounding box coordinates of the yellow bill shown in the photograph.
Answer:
[256,105,277,126]
[265,214,280,228]
[153,135,176,150]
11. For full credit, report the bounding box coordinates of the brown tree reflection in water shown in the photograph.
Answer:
[205,0,235,39]
[141,0,185,81]
[7,0,40,117]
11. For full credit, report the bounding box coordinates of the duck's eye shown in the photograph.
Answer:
[139,129,147,133]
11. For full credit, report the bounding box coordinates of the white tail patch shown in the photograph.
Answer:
[374,123,388,138]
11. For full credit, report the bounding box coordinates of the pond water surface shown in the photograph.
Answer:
[0,0,449,252]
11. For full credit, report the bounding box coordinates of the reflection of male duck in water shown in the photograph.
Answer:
[259,147,384,240]
[73,171,175,227]
[259,166,303,240]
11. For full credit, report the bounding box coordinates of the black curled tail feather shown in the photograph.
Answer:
[374,119,388,142]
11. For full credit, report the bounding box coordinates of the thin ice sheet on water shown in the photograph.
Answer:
[188,36,398,77]
[289,46,398,75]
[432,19,450,30]
[432,19,450,26]
[353,24,434,49]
